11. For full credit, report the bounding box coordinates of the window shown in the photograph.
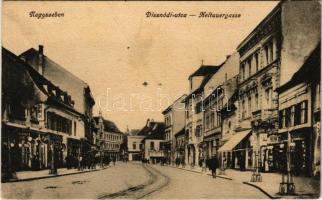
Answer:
[285,107,291,128]
[195,125,202,137]
[241,63,245,80]
[255,94,259,111]
[228,121,231,130]
[248,58,252,77]
[150,141,155,150]
[139,143,143,150]
[255,53,259,72]
[301,101,308,124]
[264,42,274,66]
[242,99,246,119]
[265,88,272,109]
[265,45,269,65]
[290,106,295,127]
[248,96,252,116]
[210,111,215,128]
[133,142,136,150]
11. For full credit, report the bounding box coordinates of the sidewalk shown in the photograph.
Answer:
[219,169,320,199]
[4,165,110,182]
[165,164,320,199]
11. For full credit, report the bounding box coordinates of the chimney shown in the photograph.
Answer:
[146,118,150,127]
[38,45,44,75]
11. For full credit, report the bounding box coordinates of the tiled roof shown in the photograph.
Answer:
[138,121,165,140]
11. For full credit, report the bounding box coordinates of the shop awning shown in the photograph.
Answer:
[218,130,251,152]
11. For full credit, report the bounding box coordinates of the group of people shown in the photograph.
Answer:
[65,153,117,170]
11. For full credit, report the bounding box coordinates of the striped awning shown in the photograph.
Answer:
[218,130,251,152]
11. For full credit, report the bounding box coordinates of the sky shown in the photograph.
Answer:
[2,1,279,131]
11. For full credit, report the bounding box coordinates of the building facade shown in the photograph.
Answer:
[2,48,86,180]
[184,65,221,167]
[93,114,123,161]
[162,94,186,165]
[19,45,96,144]
[236,1,320,172]
[276,44,320,177]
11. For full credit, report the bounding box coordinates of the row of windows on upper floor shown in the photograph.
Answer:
[102,142,120,150]
[8,102,79,136]
[240,40,276,82]
[240,87,273,119]
[99,133,122,141]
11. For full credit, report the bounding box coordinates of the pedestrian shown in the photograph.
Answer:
[209,156,218,178]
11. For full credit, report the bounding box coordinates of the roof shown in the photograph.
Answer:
[174,128,185,138]
[138,121,165,140]
[188,65,221,79]
[93,117,122,133]
[2,47,80,115]
[237,2,281,51]
[130,129,141,136]
[19,47,95,114]
[162,94,187,114]
[184,63,224,102]
[276,43,321,93]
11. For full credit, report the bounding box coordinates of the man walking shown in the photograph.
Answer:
[210,156,218,178]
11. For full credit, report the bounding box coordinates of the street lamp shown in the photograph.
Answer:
[279,128,295,195]
[251,131,262,182]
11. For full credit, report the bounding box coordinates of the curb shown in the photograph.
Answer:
[166,165,233,180]
[166,165,202,174]
[210,174,233,180]
[242,181,277,199]
[3,166,111,183]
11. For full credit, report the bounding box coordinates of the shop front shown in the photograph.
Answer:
[269,128,313,176]
[218,130,252,171]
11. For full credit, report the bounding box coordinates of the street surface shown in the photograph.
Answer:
[2,162,268,199]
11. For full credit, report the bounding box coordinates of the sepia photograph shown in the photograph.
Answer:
[1,0,321,199]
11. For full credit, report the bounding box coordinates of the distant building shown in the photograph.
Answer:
[93,113,123,160]
[174,128,186,165]
[202,53,239,163]
[183,64,222,167]
[138,120,165,163]
[162,94,186,165]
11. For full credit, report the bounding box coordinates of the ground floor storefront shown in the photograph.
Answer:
[218,130,253,171]
[128,152,142,161]
[265,128,316,176]
[1,124,96,181]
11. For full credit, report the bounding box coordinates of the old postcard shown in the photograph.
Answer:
[1,0,321,199]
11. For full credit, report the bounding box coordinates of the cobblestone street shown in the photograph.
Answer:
[2,163,268,199]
